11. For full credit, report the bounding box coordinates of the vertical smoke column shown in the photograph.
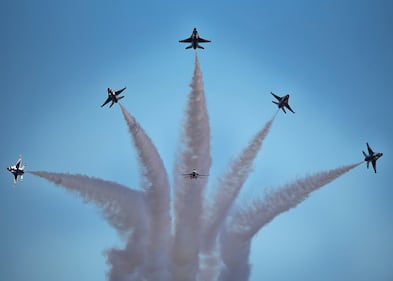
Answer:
[198,115,276,281]
[171,54,212,281]
[120,105,171,281]
[218,162,362,281]
[29,172,148,279]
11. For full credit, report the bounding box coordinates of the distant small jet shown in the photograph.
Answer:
[101,87,126,108]
[362,143,383,173]
[182,169,209,179]
[271,92,295,114]
[7,156,26,186]
[179,28,211,49]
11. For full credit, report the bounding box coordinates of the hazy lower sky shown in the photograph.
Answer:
[1,1,392,280]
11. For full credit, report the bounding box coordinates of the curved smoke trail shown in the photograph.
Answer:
[171,53,212,281]
[202,113,277,251]
[28,172,149,279]
[218,162,362,281]
[120,105,171,281]
[29,172,144,233]
[198,114,277,281]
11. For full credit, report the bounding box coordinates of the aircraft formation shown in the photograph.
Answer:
[5,27,384,186]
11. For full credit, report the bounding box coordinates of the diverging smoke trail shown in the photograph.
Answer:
[171,53,212,281]
[29,171,145,232]
[198,114,276,281]
[218,162,362,281]
[29,171,149,279]
[202,113,277,252]
[120,104,171,281]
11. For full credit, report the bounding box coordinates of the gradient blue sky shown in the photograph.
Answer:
[1,0,392,280]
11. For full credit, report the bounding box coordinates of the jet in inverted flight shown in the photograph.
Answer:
[179,28,211,49]
[7,156,26,186]
[182,169,209,179]
[101,87,126,108]
[362,143,383,173]
[271,92,295,114]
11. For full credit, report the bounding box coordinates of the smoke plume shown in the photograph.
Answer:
[217,162,362,281]
[28,172,149,278]
[171,54,212,281]
[30,54,363,281]
[120,105,171,281]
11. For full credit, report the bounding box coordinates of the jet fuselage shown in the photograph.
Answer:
[278,95,290,109]
[364,152,383,164]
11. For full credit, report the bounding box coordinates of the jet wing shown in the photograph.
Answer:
[179,37,193,43]
[115,87,126,96]
[367,143,374,155]
[285,104,295,113]
[101,97,111,107]
[15,158,22,169]
[197,37,211,43]
[271,92,281,101]
[372,159,377,173]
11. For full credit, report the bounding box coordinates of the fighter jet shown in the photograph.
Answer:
[101,87,126,108]
[271,92,295,114]
[179,28,211,49]
[7,156,26,186]
[182,169,209,179]
[362,143,383,173]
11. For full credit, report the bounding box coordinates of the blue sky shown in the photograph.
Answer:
[1,0,392,280]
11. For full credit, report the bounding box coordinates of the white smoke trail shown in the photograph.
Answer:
[120,105,171,281]
[202,114,276,251]
[29,172,144,233]
[29,172,149,279]
[218,162,362,281]
[106,235,148,281]
[171,53,212,281]
[198,114,276,281]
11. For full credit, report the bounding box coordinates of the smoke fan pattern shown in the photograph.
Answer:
[30,55,361,281]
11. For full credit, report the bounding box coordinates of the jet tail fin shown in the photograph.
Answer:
[362,151,367,158]
[186,45,193,49]
[197,45,204,49]
[272,101,279,105]
[117,96,125,101]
